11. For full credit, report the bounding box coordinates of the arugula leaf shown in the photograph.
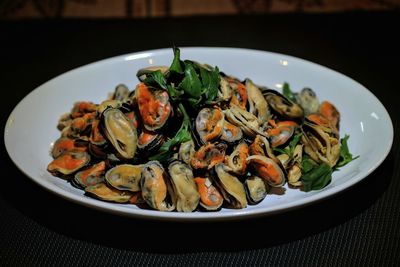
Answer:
[301,154,317,173]
[166,84,184,100]
[282,82,297,103]
[169,47,184,74]
[143,70,167,90]
[149,104,191,161]
[179,62,202,98]
[302,163,332,192]
[200,66,220,102]
[336,134,359,168]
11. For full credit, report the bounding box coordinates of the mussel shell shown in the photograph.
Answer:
[190,142,227,170]
[263,89,303,119]
[47,151,91,176]
[245,78,270,123]
[101,108,138,159]
[137,130,164,151]
[51,137,88,158]
[85,182,133,203]
[168,161,200,212]
[227,142,249,175]
[74,161,106,188]
[140,161,176,211]
[105,164,142,192]
[214,164,247,209]
[245,175,268,204]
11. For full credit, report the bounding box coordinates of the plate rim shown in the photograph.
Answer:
[4,47,394,221]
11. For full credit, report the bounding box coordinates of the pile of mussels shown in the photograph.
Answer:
[47,49,353,212]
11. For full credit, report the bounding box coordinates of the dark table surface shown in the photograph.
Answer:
[1,11,399,266]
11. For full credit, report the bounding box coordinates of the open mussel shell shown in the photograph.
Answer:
[140,161,176,211]
[224,105,266,138]
[247,155,285,187]
[194,177,224,211]
[74,161,106,188]
[105,164,143,192]
[89,118,107,146]
[319,100,340,130]
[136,83,172,131]
[85,183,133,203]
[168,161,200,212]
[101,108,138,159]
[266,121,297,148]
[263,89,303,119]
[47,151,91,176]
[245,175,268,204]
[214,164,247,209]
[195,107,225,144]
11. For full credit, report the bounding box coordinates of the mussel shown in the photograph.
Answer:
[220,121,243,143]
[85,183,133,203]
[168,161,200,212]
[136,66,169,82]
[191,143,227,170]
[178,140,195,165]
[244,175,268,204]
[105,164,142,192]
[137,130,164,152]
[247,155,285,187]
[102,108,138,159]
[296,88,319,116]
[264,90,303,119]
[136,83,172,131]
[227,142,249,175]
[74,161,106,188]
[301,121,340,167]
[266,120,297,148]
[140,161,176,211]
[319,101,340,130]
[194,177,224,211]
[214,164,247,209]
[70,101,97,119]
[245,79,270,123]
[224,105,266,137]
[111,84,130,102]
[51,137,87,158]
[195,107,225,144]
[47,151,91,176]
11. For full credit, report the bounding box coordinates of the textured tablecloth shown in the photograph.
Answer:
[1,11,399,266]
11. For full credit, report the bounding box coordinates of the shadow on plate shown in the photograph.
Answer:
[0,148,395,253]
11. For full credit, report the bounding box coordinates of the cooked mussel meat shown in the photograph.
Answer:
[247,155,285,187]
[136,83,172,131]
[194,177,224,211]
[191,143,227,170]
[105,164,142,192]
[85,182,133,203]
[245,78,270,123]
[47,151,90,176]
[220,121,243,143]
[74,161,106,188]
[227,142,249,175]
[178,140,195,165]
[168,161,200,212]
[102,108,138,159]
[245,175,268,204]
[296,88,319,115]
[140,161,176,211]
[214,164,247,209]
[195,107,224,143]
[51,137,87,158]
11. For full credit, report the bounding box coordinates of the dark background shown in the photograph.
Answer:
[1,11,399,265]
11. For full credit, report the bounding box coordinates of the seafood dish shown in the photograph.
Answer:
[47,47,357,212]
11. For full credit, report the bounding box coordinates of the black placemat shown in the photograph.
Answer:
[1,11,399,266]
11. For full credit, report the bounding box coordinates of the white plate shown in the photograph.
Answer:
[4,47,393,221]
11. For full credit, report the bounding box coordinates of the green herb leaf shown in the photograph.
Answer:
[178,62,202,98]
[149,104,191,161]
[301,154,317,173]
[200,66,220,102]
[166,84,184,101]
[336,134,359,168]
[302,163,332,192]
[143,70,167,90]
[282,82,297,102]
[169,47,184,74]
